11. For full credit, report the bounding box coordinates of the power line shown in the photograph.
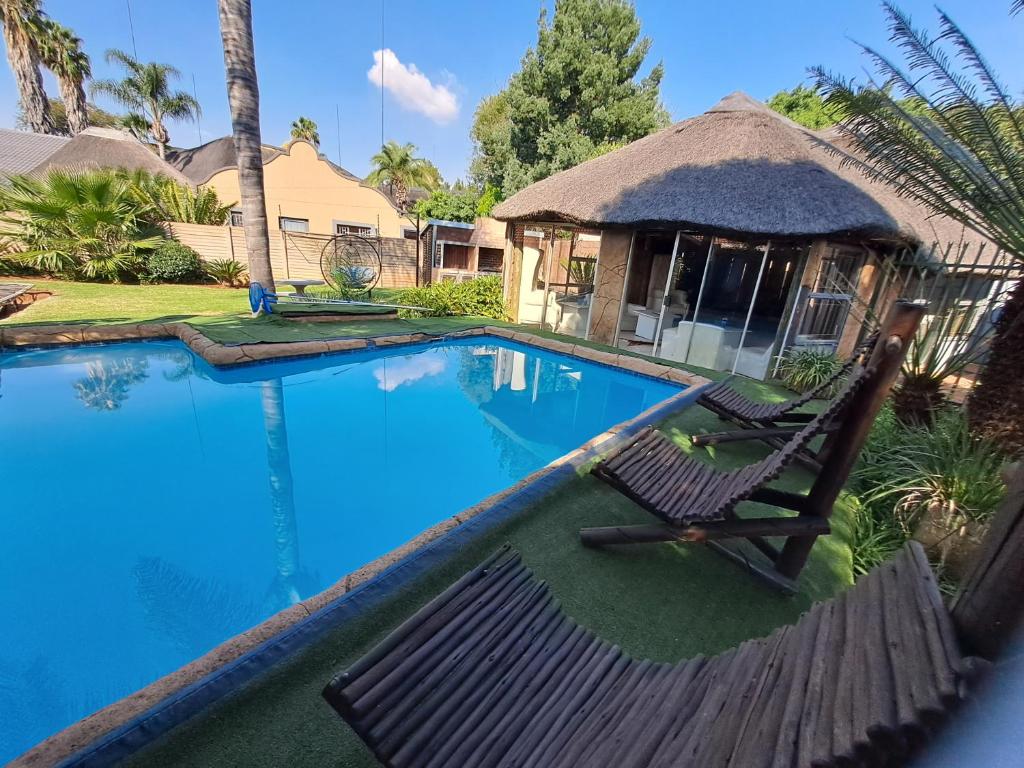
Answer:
[125,0,138,59]
[380,0,385,149]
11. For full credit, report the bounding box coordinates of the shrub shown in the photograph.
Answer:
[395,276,507,320]
[330,265,377,299]
[777,347,843,394]
[850,405,1006,579]
[0,169,164,281]
[205,258,248,287]
[143,240,204,284]
[120,169,233,225]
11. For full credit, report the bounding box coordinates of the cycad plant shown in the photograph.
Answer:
[0,169,165,280]
[367,141,442,210]
[813,2,1024,452]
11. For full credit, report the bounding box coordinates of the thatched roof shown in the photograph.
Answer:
[493,92,993,251]
[32,127,191,185]
[166,136,283,185]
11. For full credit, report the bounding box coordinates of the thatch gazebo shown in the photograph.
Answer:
[492,93,1003,380]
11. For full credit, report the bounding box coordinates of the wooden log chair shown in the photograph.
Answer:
[582,302,924,591]
[323,541,972,768]
[692,331,880,456]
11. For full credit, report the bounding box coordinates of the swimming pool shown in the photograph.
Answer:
[0,335,680,762]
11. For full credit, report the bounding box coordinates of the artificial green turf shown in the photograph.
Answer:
[122,398,853,768]
[189,313,496,344]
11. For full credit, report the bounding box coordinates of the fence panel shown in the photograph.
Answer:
[168,222,419,289]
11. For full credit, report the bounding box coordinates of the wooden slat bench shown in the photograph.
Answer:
[582,303,923,589]
[323,541,969,768]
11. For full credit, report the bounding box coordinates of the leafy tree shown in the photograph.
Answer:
[17,97,121,134]
[413,188,479,223]
[814,2,1024,454]
[218,0,274,294]
[290,116,319,147]
[475,183,501,217]
[366,141,441,211]
[470,0,669,195]
[767,85,837,130]
[0,169,165,280]
[35,18,89,135]
[91,49,201,159]
[0,0,54,134]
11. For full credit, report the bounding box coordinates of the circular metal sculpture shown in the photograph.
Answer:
[320,234,383,295]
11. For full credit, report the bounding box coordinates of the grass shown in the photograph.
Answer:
[4,279,852,765]
[0,278,249,325]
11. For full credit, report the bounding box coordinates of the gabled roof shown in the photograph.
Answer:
[31,127,191,185]
[493,91,991,250]
[165,136,283,185]
[0,128,70,177]
[166,136,363,186]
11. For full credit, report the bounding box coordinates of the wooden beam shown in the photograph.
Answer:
[579,517,829,548]
[951,465,1024,659]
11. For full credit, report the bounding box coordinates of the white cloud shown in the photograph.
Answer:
[374,355,446,392]
[367,49,458,124]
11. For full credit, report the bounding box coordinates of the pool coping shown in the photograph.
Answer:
[4,321,709,768]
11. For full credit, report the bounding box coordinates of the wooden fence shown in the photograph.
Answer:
[167,222,420,288]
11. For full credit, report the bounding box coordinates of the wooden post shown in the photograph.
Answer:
[775,300,925,580]
[950,465,1024,659]
[505,222,524,323]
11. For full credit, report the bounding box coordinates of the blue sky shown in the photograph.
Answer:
[0,1,1018,182]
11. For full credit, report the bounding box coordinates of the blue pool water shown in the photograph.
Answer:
[0,336,679,761]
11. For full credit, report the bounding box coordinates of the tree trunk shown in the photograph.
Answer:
[967,279,1024,455]
[58,76,88,135]
[2,21,54,134]
[217,0,274,294]
[150,117,169,159]
[393,178,408,211]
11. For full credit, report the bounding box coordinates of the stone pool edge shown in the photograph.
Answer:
[5,321,709,768]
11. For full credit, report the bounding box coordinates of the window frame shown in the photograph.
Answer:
[278,216,310,233]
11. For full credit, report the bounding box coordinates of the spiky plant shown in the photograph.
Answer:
[91,49,200,158]
[366,141,442,210]
[0,169,165,280]
[813,2,1024,452]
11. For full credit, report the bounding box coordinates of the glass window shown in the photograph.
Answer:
[335,222,374,237]
[402,227,419,240]
[279,217,309,233]
[229,209,243,227]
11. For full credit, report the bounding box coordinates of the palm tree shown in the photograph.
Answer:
[0,0,54,134]
[217,0,274,295]
[814,2,1024,454]
[91,49,200,159]
[35,19,89,135]
[366,141,441,211]
[290,116,319,147]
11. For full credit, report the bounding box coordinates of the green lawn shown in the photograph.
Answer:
[0,278,250,325]
[4,279,853,766]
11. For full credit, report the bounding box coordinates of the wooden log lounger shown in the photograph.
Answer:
[322,541,970,768]
[583,304,922,590]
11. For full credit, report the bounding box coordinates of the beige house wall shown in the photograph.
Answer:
[201,140,408,238]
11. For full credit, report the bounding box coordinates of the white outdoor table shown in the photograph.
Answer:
[280,279,325,296]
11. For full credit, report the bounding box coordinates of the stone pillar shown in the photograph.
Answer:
[588,230,633,345]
